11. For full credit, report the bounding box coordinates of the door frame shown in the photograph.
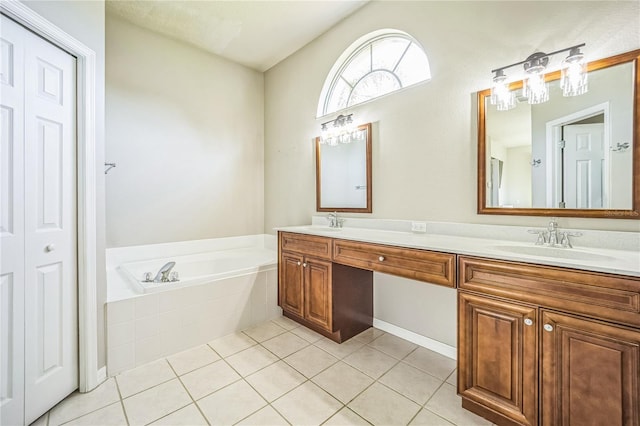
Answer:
[1,1,99,392]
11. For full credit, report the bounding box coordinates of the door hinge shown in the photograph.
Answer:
[558,140,566,149]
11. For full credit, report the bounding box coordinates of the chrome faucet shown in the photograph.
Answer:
[528,219,582,248]
[327,211,343,228]
[153,261,176,282]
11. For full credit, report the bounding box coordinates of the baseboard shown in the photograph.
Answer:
[96,366,107,384]
[372,318,457,360]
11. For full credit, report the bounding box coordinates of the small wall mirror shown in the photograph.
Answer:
[316,122,372,213]
[478,50,640,218]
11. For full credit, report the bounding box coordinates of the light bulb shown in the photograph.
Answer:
[561,48,588,97]
[523,66,549,105]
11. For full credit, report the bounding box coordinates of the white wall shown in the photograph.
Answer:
[23,0,107,370]
[264,1,640,349]
[106,14,264,248]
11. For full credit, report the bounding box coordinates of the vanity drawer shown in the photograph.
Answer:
[333,240,456,287]
[459,256,640,328]
[279,232,332,260]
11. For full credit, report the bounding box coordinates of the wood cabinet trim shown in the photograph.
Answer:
[332,239,456,287]
[459,256,640,328]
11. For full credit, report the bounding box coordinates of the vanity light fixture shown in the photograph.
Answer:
[490,43,587,109]
[320,113,364,145]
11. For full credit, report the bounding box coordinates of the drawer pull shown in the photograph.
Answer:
[524,318,533,326]
[297,261,301,266]
[544,324,554,332]
[303,263,308,268]
[378,256,385,262]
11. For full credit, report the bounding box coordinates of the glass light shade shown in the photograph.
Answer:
[491,73,516,110]
[523,67,549,104]
[561,52,588,97]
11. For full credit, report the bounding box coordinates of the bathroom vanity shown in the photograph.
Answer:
[276,224,640,426]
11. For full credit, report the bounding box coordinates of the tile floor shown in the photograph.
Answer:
[32,316,493,426]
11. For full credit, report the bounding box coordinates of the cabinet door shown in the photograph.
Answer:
[304,258,332,332]
[541,311,640,426]
[458,292,538,426]
[279,252,304,317]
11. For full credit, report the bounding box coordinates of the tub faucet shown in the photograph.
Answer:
[153,262,176,282]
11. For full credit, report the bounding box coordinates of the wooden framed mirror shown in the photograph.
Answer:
[478,49,640,218]
[316,122,372,213]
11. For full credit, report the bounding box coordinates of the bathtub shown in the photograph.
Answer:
[105,234,280,375]
[119,247,277,293]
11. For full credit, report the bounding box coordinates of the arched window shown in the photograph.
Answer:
[317,29,431,117]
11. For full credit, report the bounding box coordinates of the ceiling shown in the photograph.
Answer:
[106,0,369,72]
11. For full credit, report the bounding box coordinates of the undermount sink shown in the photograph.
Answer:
[302,226,342,233]
[492,245,615,262]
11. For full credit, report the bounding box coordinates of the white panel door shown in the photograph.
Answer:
[0,14,26,426]
[0,15,77,425]
[563,123,605,209]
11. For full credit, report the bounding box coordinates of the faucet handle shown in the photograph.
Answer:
[528,229,547,245]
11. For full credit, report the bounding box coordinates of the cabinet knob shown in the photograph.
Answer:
[297,261,301,266]
[378,256,385,262]
[303,262,308,268]
[45,244,55,252]
[524,318,533,326]
[543,324,554,332]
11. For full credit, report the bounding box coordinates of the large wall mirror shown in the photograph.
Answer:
[316,122,372,213]
[478,50,640,218]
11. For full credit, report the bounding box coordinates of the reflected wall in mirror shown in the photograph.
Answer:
[316,123,372,213]
[478,50,640,218]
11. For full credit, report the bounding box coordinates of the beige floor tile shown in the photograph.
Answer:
[122,379,192,426]
[343,346,397,379]
[115,359,176,398]
[348,383,420,426]
[425,383,492,426]
[312,362,374,404]
[226,345,279,377]
[245,361,306,402]
[236,405,289,425]
[379,362,443,405]
[208,332,257,358]
[367,333,418,360]
[271,315,300,331]
[409,408,455,425]
[261,331,309,358]
[323,407,371,426]
[30,412,49,426]
[243,321,286,342]
[446,370,457,386]
[167,344,220,375]
[197,380,267,425]
[284,345,338,378]
[63,402,127,426]
[290,325,324,343]
[272,381,342,426]
[403,348,456,380]
[352,327,386,344]
[180,359,241,400]
[149,404,208,425]
[49,378,120,426]
[314,337,365,359]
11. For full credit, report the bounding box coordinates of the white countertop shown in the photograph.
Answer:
[276,224,640,277]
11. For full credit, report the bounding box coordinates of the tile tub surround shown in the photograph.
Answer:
[38,318,489,426]
[106,235,279,375]
[276,217,640,277]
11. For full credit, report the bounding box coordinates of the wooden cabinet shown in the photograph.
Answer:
[458,292,538,426]
[540,311,640,426]
[333,239,456,287]
[278,232,372,342]
[458,256,640,426]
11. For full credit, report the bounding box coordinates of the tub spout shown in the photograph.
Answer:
[153,262,176,282]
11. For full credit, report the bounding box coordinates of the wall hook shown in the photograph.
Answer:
[610,142,630,152]
[104,162,116,174]
[530,158,542,167]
